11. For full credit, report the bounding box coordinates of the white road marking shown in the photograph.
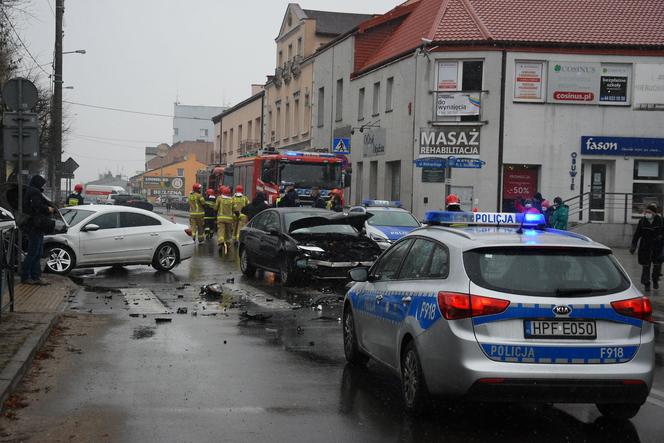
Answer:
[647,396,664,409]
[122,288,171,315]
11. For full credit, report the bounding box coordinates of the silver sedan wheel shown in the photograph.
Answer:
[158,245,177,270]
[47,247,72,273]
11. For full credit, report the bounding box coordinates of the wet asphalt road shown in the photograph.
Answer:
[1,240,664,442]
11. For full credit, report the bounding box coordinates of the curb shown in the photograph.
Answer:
[0,313,61,412]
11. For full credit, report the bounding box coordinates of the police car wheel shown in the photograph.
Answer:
[596,403,641,420]
[343,308,369,366]
[401,341,429,413]
[239,248,256,277]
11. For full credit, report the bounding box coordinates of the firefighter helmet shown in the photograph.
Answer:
[74,183,84,193]
[193,183,202,192]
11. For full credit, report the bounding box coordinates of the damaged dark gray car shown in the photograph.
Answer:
[239,208,382,285]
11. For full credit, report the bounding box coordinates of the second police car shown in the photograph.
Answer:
[342,210,655,419]
[348,200,421,249]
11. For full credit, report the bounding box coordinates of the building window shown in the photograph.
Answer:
[632,160,664,217]
[335,79,344,122]
[293,98,300,136]
[288,43,293,61]
[229,128,234,153]
[275,105,281,140]
[279,50,283,66]
[369,161,378,199]
[317,87,325,127]
[297,37,303,56]
[222,131,228,152]
[268,110,273,141]
[284,102,291,140]
[247,120,253,145]
[200,128,208,138]
[355,162,363,205]
[372,82,380,116]
[174,128,179,136]
[386,160,401,200]
[385,77,394,112]
[255,117,261,142]
[238,125,243,153]
[358,87,365,121]
[177,168,184,177]
[435,60,483,122]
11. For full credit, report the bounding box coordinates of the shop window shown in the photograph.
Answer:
[632,160,664,217]
[435,60,483,122]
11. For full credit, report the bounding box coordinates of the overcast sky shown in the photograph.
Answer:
[13,0,398,183]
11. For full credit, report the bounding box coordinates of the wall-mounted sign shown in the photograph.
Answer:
[581,136,664,157]
[569,152,578,191]
[143,176,185,195]
[333,137,350,154]
[503,167,538,200]
[419,127,481,158]
[362,128,386,157]
[435,92,480,117]
[436,61,458,90]
[548,62,600,104]
[599,64,630,105]
[634,63,664,110]
[422,168,446,183]
[514,61,545,102]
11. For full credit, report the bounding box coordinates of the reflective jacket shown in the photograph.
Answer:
[188,192,205,217]
[216,196,235,222]
[66,192,84,207]
[233,194,250,218]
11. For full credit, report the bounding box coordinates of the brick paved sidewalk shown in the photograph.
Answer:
[613,248,664,317]
[0,274,78,409]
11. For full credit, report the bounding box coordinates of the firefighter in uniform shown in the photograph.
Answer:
[204,188,217,240]
[66,184,85,206]
[232,185,250,242]
[188,183,206,243]
[216,186,235,253]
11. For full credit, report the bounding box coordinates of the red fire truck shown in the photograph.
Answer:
[226,151,344,206]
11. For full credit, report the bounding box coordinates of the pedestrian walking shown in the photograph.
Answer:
[232,185,250,242]
[165,198,172,213]
[188,183,206,243]
[630,203,663,291]
[311,187,326,209]
[66,183,85,207]
[241,191,270,221]
[550,197,569,230]
[21,175,55,285]
[216,186,235,254]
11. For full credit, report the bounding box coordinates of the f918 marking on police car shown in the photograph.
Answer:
[600,347,625,359]
[417,301,438,322]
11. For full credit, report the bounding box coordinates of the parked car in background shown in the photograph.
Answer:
[239,208,382,285]
[43,205,194,275]
[348,200,421,250]
[83,185,125,204]
[105,194,154,211]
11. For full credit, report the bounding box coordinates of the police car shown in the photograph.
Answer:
[342,211,654,418]
[348,200,421,249]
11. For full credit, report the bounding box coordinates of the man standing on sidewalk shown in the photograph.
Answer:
[21,175,54,285]
[630,203,663,291]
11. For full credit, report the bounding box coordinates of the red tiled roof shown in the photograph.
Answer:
[355,0,664,74]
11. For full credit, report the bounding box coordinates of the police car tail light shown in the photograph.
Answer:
[611,297,653,322]
[437,292,510,320]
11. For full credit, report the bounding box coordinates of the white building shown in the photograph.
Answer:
[173,104,226,144]
[311,0,664,246]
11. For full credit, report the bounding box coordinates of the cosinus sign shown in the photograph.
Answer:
[581,136,664,157]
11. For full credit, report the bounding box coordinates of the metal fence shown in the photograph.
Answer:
[0,220,17,321]
[564,192,663,225]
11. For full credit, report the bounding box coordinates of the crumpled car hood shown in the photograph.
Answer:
[288,212,372,233]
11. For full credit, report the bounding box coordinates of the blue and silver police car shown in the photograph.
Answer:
[342,211,655,418]
[348,200,421,250]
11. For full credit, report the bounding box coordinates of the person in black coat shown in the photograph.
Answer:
[277,186,299,208]
[311,187,326,209]
[21,175,55,285]
[241,192,270,221]
[630,203,663,291]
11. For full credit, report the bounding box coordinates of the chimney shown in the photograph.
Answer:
[251,84,264,96]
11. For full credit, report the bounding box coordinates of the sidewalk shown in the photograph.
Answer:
[612,248,664,319]
[0,274,77,410]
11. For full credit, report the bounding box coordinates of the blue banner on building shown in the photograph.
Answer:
[581,136,664,157]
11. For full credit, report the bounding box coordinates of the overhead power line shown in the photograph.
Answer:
[63,100,213,121]
[71,133,164,144]
[1,9,51,77]
[69,135,152,150]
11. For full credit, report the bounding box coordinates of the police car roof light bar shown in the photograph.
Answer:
[424,211,546,229]
[362,200,402,208]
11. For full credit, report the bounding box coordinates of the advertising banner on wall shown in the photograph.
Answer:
[419,127,481,158]
[547,62,600,104]
[503,167,538,200]
[599,64,630,105]
[581,136,664,157]
[435,92,480,117]
[362,128,386,157]
[436,61,458,90]
[634,63,664,110]
[514,61,545,102]
[143,176,185,196]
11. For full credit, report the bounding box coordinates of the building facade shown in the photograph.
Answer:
[173,104,226,144]
[146,141,215,171]
[263,4,373,152]
[212,88,264,166]
[130,154,207,202]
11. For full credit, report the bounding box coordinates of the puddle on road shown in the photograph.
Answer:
[132,326,156,340]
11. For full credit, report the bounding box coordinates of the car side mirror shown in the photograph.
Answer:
[349,267,369,282]
[82,224,100,232]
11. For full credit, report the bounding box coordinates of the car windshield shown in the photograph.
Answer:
[367,210,419,227]
[60,209,95,227]
[463,247,630,297]
[279,161,342,189]
[291,225,357,235]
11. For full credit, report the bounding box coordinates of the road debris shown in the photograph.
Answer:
[155,317,172,323]
[239,311,272,322]
[176,307,188,314]
[200,283,223,298]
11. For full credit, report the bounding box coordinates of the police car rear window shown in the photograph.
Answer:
[463,247,629,297]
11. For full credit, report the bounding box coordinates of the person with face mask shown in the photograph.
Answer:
[550,197,569,230]
[630,203,663,291]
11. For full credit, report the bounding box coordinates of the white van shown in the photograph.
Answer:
[83,185,126,204]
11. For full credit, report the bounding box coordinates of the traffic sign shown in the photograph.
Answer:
[3,126,39,161]
[414,158,447,169]
[62,157,80,174]
[333,137,350,154]
[414,157,486,169]
[2,77,39,111]
[157,143,170,158]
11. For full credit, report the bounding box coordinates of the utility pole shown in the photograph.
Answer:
[50,0,64,201]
